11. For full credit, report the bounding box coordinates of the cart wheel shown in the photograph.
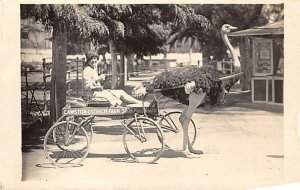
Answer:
[123,117,165,164]
[158,111,197,150]
[76,116,94,144]
[83,122,93,143]
[44,121,89,167]
[56,116,93,144]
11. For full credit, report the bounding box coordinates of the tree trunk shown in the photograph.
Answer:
[239,37,253,91]
[202,40,227,66]
[101,53,107,64]
[188,48,192,66]
[119,51,125,89]
[136,55,142,74]
[50,23,67,122]
[163,52,168,70]
[127,54,134,79]
[149,55,153,71]
[201,45,210,66]
[108,39,118,89]
[124,53,128,83]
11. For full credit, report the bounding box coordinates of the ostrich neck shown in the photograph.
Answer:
[222,32,240,65]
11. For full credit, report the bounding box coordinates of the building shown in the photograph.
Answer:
[229,20,284,105]
[21,19,52,65]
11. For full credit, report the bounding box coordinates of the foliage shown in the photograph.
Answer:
[21,4,211,57]
[194,4,283,59]
[253,4,284,25]
[143,66,240,106]
[118,4,211,57]
[21,4,108,42]
[85,4,211,88]
[168,4,264,61]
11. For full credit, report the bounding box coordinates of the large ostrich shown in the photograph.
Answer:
[134,24,241,157]
[179,24,240,156]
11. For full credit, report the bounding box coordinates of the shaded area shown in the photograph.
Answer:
[92,125,125,136]
[87,152,128,159]
[22,117,52,152]
[87,152,136,163]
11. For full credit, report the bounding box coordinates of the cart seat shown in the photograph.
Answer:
[126,102,150,108]
[87,97,111,107]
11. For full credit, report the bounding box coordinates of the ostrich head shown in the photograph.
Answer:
[221,24,238,34]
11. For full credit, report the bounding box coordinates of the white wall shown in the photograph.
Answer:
[21,48,52,63]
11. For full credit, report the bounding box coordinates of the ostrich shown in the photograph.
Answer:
[179,24,240,156]
[133,24,241,157]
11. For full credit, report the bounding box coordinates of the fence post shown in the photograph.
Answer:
[76,57,79,95]
[25,68,29,121]
[42,58,47,114]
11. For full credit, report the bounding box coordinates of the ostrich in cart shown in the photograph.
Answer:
[133,24,243,157]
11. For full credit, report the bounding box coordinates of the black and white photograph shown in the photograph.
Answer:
[1,1,300,190]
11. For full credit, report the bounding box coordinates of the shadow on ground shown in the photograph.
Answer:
[92,125,124,136]
[22,117,52,152]
[87,153,137,163]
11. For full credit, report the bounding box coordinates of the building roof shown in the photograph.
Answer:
[228,20,284,37]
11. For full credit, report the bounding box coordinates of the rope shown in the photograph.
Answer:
[102,69,167,76]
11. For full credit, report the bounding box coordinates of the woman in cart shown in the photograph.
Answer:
[82,51,146,107]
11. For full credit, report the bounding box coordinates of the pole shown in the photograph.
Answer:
[76,57,79,95]
[25,68,29,121]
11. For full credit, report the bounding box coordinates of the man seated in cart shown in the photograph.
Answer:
[82,51,147,107]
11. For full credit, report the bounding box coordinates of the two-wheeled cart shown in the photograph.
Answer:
[44,90,197,167]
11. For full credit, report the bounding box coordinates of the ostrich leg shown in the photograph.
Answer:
[179,92,206,156]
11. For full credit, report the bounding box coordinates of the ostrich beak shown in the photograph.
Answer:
[219,72,243,81]
[229,26,238,31]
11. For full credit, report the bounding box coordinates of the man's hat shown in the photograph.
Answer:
[85,51,99,63]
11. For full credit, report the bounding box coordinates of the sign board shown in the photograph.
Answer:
[62,106,158,117]
[63,107,129,116]
[253,39,273,76]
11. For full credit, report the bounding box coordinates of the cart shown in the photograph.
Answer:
[43,90,197,167]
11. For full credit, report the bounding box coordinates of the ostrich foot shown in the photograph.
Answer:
[188,145,203,154]
[172,149,201,158]
[175,150,194,158]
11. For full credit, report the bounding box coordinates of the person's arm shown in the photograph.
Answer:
[97,74,106,82]
[87,80,103,91]
[83,67,103,91]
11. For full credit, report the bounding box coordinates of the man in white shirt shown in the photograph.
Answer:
[82,51,144,107]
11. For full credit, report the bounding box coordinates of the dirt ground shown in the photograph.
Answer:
[21,73,284,190]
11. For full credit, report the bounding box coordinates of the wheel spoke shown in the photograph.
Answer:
[158,111,197,150]
[123,117,165,163]
[44,121,89,167]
